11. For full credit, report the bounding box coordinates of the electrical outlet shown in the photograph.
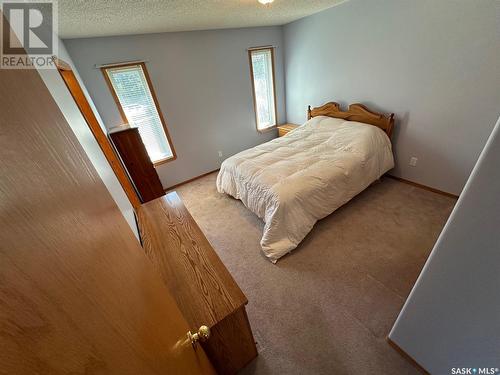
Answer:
[409,157,418,167]
[218,151,223,158]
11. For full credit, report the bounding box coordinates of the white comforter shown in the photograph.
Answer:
[216,116,394,262]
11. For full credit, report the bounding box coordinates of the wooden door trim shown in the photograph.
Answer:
[55,58,141,209]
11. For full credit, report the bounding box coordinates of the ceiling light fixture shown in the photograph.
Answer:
[258,0,274,5]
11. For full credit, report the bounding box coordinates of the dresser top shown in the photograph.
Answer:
[278,123,299,130]
[137,192,248,328]
[108,124,138,134]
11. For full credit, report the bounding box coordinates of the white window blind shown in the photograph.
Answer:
[249,48,276,130]
[105,64,173,163]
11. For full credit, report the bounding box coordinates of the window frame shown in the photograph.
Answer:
[248,46,278,133]
[101,61,177,166]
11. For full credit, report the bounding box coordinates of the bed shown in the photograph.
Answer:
[216,102,395,262]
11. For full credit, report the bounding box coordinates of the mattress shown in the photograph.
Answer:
[216,116,394,262]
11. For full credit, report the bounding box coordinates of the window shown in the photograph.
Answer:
[248,47,277,131]
[102,62,175,165]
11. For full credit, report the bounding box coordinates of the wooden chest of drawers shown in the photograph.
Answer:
[109,127,165,203]
[137,193,258,374]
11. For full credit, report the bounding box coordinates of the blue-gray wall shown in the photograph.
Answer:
[64,27,285,188]
[284,0,500,195]
[389,116,500,373]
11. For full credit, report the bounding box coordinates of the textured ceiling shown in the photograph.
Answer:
[59,0,346,39]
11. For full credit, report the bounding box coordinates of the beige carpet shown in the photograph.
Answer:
[174,173,456,375]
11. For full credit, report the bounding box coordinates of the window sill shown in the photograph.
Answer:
[257,124,277,134]
[153,155,177,167]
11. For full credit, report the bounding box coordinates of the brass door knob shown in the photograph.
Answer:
[187,325,211,348]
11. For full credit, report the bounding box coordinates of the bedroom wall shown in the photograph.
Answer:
[283,0,500,195]
[388,115,500,373]
[36,36,139,238]
[64,27,286,188]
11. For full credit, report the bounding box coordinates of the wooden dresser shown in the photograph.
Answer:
[277,123,299,137]
[109,127,164,203]
[137,192,258,374]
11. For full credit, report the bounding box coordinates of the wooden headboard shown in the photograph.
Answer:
[307,102,395,138]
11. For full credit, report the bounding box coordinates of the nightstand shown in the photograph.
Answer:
[277,123,299,137]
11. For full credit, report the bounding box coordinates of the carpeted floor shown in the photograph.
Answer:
[174,173,456,375]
